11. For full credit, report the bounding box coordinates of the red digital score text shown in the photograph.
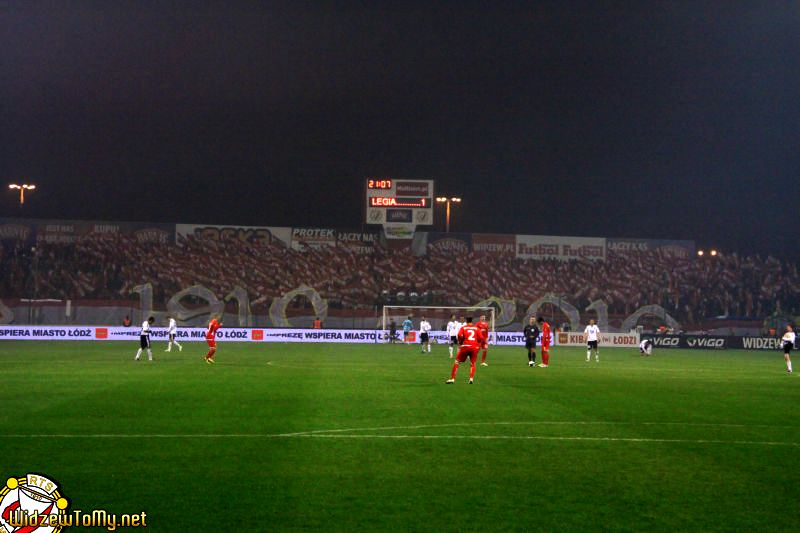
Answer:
[369,197,428,208]
[367,179,392,189]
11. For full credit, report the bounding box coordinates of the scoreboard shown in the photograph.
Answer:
[364,178,434,226]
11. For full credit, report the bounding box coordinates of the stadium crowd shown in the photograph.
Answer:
[1,233,798,325]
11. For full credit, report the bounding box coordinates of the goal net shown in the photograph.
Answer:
[381,305,496,344]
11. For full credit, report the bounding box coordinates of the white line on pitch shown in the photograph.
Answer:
[3,420,796,440]
[278,420,800,437]
[289,434,800,446]
[0,434,796,447]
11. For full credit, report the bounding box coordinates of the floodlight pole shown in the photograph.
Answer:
[8,183,36,206]
[436,196,462,233]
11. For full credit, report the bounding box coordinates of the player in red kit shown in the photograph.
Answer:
[205,314,222,364]
[476,314,490,366]
[446,317,486,384]
[537,316,551,367]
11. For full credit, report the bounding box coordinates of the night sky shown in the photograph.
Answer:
[1,1,798,256]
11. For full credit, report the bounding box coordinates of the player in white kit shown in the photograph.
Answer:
[639,338,653,356]
[419,317,432,353]
[446,315,460,358]
[584,319,600,362]
[165,316,182,352]
[135,316,155,361]
[781,324,795,374]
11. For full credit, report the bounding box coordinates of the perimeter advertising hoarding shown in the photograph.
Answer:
[425,232,472,255]
[644,335,728,349]
[34,221,93,244]
[290,228,337,250]
[472,233,516,255]
[89,221,174,244]
[2,326,781,350]
[0,326,550,346]
[516,235,606,261]
[738,337,783,351]
[0,221,34,243]
[418,330,531,346]
[556,331,640,347]
[176,224,292,246]
[0,218,174,244]
[607,239,695,258]
[642,335,782,352]
[336,231,379,254]
[0,326,258,342]
[411,232,472,255]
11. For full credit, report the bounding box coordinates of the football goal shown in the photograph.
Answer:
[381,305,496,344]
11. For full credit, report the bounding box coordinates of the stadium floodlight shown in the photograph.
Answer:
[436,196,462,232]
[8,183,36,205]
[710,249,718,257]
[697,250,704,257]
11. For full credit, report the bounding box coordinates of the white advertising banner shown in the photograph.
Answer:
[264,329,384,342]
[556,331,640,347]
[291,228,337,250]
[405,330,532,346]
[264,330,542,346]
[515,235,606,261]
[0,326,541,346]
[0,326,258,342]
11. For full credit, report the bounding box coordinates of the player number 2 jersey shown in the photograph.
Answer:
[457,324,486,349]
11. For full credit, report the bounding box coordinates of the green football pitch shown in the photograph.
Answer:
[0,341,798,531]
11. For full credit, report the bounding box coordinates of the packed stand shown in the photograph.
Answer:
[1,235,798,323]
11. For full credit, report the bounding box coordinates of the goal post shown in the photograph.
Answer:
[381,305,496,344]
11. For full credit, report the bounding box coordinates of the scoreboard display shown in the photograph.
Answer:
[364,178,434,226]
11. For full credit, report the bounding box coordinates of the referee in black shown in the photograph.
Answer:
[523,316,540,367]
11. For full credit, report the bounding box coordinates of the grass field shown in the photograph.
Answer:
[0,340,798,531]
